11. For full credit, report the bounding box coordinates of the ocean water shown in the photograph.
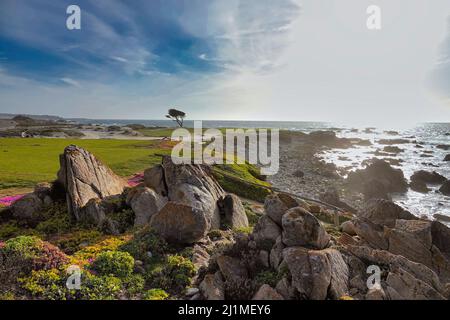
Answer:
[73,119,450,218]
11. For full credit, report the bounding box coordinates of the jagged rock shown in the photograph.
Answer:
[439,180,450,196]
[283,247,348,299]
[283,247,329,300]
[360,199,415,228]
[143,165,167,196]
[161,156,225,230]
[200,272,225,300]
[323,248,349,299]
[253,214,281,250]
[192,245,211,270]
[269,236,285,269]
[395,219,432,248]
[431,221,450,259]
[341,220,357,236]
[386,267,445,300]
[411,170,447,184]
[281,207,330,249]
[444,154,450,161]
[346,159,408,195]
[386,227,433,268]
[433,214,450,223]
[264,195,289,226]
[353,218,389,250]
[218,194,248,229]
[252,284,284,300]
[57,145,128,220]
[216,255,248,282]
[346,246,443,293]
[149,202,209,244]
[126,186,167,226]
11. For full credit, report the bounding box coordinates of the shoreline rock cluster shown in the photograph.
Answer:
[195,194,450,300]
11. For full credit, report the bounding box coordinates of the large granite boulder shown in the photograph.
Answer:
[200,272,225,300]
[143,165,167,196]
[410,170,447,185]
[57,145,128,220]
[253,214,282,250]
[283,247,348,300]
[217,194,248,229]
[281,207,330,249]
[126,186,167,226]
[159,156,225,230]
[10,194,44,224]
[264,194,299,225]
[149,202,209,244]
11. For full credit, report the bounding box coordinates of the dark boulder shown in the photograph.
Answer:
[410,170,446,185]
[346,159,408,195]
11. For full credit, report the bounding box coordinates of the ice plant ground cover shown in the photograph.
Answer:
[0,195,25,207]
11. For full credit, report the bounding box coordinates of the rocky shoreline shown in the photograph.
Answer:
[1,141,450,300]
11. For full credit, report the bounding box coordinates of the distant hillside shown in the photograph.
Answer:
[0,113,64,121]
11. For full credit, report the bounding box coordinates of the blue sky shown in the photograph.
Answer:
[0,0,450,124]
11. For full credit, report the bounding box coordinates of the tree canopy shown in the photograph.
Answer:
[166,108,186,127]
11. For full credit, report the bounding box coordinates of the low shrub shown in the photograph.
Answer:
[147,254,195,293]
[91,251,134,278]
[122,274,145,295]
[254,270,281,287]
[52,230,103,255]
[121,226,168,262]
[1,236,69,272]
[72,235,130,265]
[75,272,122,300]
[19,269,66,300]
[144,288,169,300]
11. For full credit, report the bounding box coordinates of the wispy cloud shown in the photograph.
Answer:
[60,77,81,87]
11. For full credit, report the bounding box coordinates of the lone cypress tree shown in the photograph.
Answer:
[166,108,186,127]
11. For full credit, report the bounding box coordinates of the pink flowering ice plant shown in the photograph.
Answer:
[0,194,25,207]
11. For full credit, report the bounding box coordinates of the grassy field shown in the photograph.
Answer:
[0,138,171,190]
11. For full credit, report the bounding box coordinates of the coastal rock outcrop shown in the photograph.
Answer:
[360,199,415,228]
[346,159,408,196]
[149,202,209,244]
[57,145,128,220]
[159,156,225,230]
[126,186,167,226]
[281,207,330,249]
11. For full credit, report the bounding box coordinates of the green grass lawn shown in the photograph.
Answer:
[0,138,171,190]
